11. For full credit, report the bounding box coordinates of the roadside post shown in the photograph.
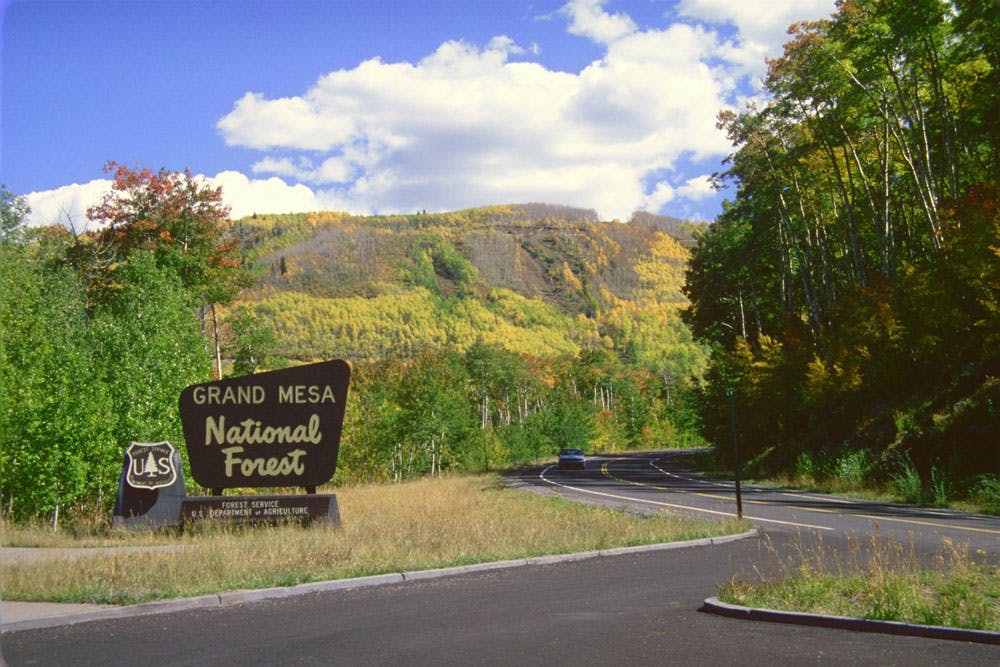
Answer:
[726,388,744,519]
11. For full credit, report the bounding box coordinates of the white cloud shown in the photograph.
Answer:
[217,91,356,151]
[487,35,525,56]
[210,171,338,218]
[215,20,745,221]
[250,157,301,178]
[24,180,113,232]
[676,175,716,201]
[251,156,354,184]
[676,0,837,81]
[642,182,675,211]
[560,0,638,45]
[23,173,342,230]
[30,1,837,226]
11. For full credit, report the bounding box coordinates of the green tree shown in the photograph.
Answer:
[1,174,227,520]
[685,0,997,488]
[225,306,280,376]
[1,184,30,244]
[391,350,477,477]
[0,242,115,522]
[77,162,249,377]
[90,252,211,453]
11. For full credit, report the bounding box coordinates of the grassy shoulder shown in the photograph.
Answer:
[719,534,1000,632]
[1,474,748,605]
[679,450,1000,516]
[675,450,999,632]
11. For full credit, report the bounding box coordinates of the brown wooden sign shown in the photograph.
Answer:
[179,360,350,489]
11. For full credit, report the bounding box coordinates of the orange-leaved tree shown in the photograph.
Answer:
[73,161,249,377]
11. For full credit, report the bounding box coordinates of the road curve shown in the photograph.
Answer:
[5,451,999,665]
[514,450,1000,555]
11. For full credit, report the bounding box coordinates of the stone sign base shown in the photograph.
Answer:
[180,494,340,526]
[113,447,340,529]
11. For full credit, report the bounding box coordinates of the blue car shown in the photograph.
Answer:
[558,448,586,470]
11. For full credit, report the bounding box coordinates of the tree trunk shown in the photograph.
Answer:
[211,303,223,380]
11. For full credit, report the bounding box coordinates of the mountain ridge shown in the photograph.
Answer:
[227,204,706,371]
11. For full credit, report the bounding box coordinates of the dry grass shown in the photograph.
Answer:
[2,474,746,604]
[719,529,1000,631]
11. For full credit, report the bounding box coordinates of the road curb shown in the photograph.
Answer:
[701,596,1000,645]
[2,529,757,633]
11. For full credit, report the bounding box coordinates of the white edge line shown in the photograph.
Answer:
[648,461,732,489]
[539,465,833,532]
[647,459,861,505]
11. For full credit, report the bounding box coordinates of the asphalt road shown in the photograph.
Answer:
[514,451,1000,556]
[5,451,1000,666]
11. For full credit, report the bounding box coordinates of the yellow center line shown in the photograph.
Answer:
[601,461,730,501]
[601,459,1000,537]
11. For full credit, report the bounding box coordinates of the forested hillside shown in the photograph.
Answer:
[227,204,694,362]
[7,0,993,525]
[2,188,710,523]
[216,204,710,487]
[684,0,998,507]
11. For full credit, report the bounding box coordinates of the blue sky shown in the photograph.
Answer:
[4,0,835,229]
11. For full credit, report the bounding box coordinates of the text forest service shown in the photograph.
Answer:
[180,495,337,523]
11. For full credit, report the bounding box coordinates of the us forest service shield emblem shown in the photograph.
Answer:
[125,441,178,490]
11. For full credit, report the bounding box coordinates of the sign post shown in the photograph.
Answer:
[726,388,743,519]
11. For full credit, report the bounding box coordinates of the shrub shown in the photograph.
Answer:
[834,449,871,485]
[931,466,951,507]
[795,451,820,480]
[971,475,1000,513]
[889,452,923,504]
